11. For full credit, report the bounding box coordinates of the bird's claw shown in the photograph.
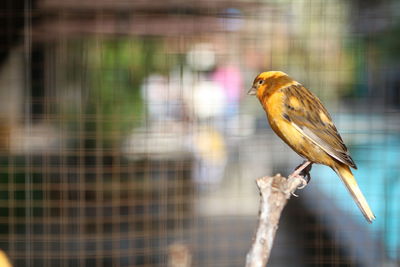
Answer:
[296,176,308,189]
[290,175,308,197]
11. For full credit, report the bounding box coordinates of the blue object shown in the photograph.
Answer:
[312,113,400,260]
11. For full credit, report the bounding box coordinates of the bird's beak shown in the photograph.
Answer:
[247,86,257,95]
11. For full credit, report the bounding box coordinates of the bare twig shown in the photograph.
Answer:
[245,172,308,267]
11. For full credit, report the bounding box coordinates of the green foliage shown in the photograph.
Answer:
[376,24,400,60]
[64,37,175,148]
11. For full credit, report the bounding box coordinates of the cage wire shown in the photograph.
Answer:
[0,0,399,266]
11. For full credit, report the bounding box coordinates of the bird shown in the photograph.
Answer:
[248,71,375,223]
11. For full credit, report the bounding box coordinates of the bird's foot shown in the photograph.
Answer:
[290,176,308,197]
[288,161,313,196]
[293,160,312,184]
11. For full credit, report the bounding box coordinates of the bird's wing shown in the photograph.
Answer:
[281,83,357,169]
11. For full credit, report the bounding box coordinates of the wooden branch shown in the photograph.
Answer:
[245,174,307,267]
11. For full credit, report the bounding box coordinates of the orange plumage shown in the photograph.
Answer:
[248,71,375,223]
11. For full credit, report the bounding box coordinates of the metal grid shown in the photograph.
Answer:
[0,0,399,266]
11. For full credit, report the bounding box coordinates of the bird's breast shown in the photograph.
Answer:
[260,91,330,164]
[262,91,297,143]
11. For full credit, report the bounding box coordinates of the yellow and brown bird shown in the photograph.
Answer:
[248,71,375,223]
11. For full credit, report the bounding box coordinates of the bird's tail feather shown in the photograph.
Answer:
[334,164,375,223]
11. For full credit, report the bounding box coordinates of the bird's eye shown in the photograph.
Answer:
[258,80,264,85]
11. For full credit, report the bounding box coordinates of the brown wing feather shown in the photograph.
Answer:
[282,84,357,169]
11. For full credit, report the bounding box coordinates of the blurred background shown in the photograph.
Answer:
[0,0,399,266]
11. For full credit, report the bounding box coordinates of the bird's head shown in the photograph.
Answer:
[247,71,292,97]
